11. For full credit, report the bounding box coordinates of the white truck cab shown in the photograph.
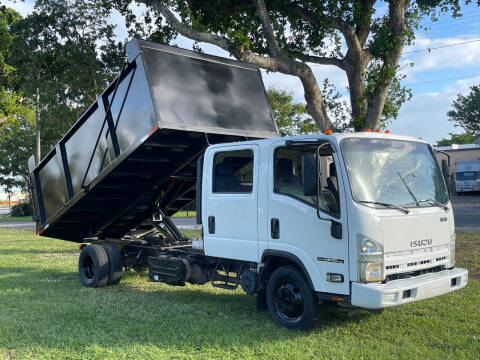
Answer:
[200,132,468,328]
[455,160,480,193]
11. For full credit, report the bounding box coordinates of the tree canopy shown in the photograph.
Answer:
[9,0,125,148]
[267,88,318,136]
[0,6,34,191]
[447,85,480,137]
[436,133,476,146]
[109,0,467,132]
[0,0,124,192]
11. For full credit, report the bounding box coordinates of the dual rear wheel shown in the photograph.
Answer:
[79,244,123,287]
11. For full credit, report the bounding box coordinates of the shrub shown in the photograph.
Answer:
[10,202,33,217]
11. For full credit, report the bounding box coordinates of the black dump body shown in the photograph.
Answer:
[29,39,278,242]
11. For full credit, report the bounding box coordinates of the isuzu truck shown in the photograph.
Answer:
[29,38,468,330]
[455,160,480,194]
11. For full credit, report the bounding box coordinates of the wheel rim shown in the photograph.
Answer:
[82,255,95,280]
[273,279,304,322]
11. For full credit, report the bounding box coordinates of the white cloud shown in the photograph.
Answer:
[402,35,480,77]
[261,65,348,103]
[389,75,480,144]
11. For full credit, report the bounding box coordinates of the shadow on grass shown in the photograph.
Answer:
[0,265,372,352]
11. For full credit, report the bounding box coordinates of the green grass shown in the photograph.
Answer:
[0,229,479,359]
[0,216,32,222]
[172,210,196,218]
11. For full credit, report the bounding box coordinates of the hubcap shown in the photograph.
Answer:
[83,255,95,280]
[274,281,304,321]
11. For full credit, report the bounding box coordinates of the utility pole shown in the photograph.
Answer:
[35,87,41,165]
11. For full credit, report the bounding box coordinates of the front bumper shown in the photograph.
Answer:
[351,268,468,309]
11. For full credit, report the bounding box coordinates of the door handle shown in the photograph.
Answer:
[208,216,215,234]
[271,218,279,239]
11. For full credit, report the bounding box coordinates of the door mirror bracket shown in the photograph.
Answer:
[300,142,342,240]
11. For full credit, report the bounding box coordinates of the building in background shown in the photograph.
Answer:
[0,191,28,206]
[434,143,480,193]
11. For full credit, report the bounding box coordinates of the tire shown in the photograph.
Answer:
[102,243,123,285]
[266,265,319,330]
[79,245,109,288]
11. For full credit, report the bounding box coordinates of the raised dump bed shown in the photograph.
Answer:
[29,38,278,242]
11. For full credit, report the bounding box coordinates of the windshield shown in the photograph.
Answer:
[340,138,448,207]
[456,171,479,181]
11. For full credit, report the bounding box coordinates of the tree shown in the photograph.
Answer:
[447,85,480,137]
[9,0,125,152]
[268,88,318,136]
[0,117,35,191]
[0,1,124,192]
[108,0,461,131]
[436,133,476,147]
[0,6,34,192]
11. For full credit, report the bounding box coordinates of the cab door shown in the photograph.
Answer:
[266,141,350,294]
[203,145,259,262]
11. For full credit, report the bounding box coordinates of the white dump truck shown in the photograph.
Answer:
[455,160,480,194]
[29,39,468,330]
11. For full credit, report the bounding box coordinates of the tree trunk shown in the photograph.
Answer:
[298,67,334,131]
[344,52,369,130]
[364,0,409,130]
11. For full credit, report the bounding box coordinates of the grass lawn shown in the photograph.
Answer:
[171,210,196,218]
[0,229,478,359]
[0,216,32,222]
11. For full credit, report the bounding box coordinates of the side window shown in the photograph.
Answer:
[274,146,340,217]
[275,147,316,206]
[318,154,340,218]
[213,150,254,193]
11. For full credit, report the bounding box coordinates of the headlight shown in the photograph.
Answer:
[449,232,456,268]
[357,235,384,282]
[359,262,384,282]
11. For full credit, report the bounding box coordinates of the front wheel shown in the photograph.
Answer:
[266,266,319,330]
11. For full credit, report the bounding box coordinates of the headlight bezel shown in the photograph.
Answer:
[357,235,385,282]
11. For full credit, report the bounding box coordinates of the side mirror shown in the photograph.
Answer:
[302,153,317,196]
[331,220,342,239]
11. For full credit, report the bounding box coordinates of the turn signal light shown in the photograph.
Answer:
[325,129,333,135]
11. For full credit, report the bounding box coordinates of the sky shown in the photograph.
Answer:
[4,0,480,144]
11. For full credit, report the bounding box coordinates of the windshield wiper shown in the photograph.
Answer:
[410,198,449,211]
[358,201,410,214]
[396,172,418,203]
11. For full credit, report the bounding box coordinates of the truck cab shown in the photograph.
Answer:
[201,132,468,329]
[455,160,480,193]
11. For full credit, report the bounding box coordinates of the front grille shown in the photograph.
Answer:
[384,265,445,282]
[406,259,431,267]
[386,265,400,270]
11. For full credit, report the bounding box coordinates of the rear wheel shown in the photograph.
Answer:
[102,243,123,285]
[79,245,109,287]
[266,265,319,330]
